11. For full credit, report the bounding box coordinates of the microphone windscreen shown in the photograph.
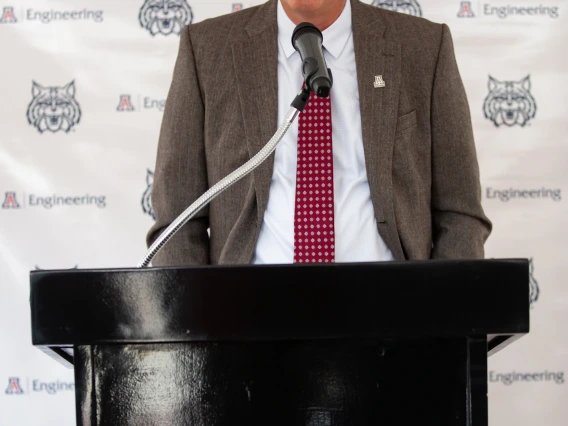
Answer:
[291,22,322,50]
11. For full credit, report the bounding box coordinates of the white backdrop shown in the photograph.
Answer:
[1,0,566,425]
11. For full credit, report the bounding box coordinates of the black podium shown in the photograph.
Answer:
[30,259,529,426]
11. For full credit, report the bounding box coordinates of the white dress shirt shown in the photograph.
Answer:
[252,0,394,264]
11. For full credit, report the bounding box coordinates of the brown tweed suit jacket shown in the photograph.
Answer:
[147,0,492,266]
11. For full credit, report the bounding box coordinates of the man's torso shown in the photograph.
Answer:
[180,0,447,264]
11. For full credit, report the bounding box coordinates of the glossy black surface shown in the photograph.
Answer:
[75,338,488,426]
[30,260,528,425]
[31,260,529,350]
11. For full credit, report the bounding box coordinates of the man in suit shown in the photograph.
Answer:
[146,0,491,266]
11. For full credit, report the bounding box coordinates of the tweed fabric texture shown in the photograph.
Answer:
[147,0,492,266]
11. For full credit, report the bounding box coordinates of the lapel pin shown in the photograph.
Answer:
[374,75,386,88]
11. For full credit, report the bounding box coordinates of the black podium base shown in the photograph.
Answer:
[74,337,487,426]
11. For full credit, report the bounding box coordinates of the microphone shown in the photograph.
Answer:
[291,22,333,98]
[139,28,323,267]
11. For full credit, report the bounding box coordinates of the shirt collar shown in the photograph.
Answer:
[277,0,352,60]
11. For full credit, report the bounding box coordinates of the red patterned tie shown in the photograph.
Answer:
[293,91,335,263]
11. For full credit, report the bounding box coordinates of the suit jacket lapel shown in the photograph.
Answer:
[232,0,278,230]
[352,0,405,260]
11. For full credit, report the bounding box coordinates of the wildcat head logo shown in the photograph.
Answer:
[372,0,422,17]
[0,6,17,23]
[529,258,539,306]
[26,81,81,133]
[139,0,193,36]
[232,3,243,12]
[483,75,536,127]
[5,378,24,395]
[457,1,475,17]
[142,169,155,220]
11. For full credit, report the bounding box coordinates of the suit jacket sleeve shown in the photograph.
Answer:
[430,24,492,259]
[146,25,210,266]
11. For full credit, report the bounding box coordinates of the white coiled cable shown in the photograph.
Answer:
[138,106,301,268]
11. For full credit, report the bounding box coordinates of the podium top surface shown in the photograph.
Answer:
[30,259,529,365]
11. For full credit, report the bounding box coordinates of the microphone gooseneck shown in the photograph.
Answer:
[291,22,333,98]
[138,29,322,267]
[138,88,310,267]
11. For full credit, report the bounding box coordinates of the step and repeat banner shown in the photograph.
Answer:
[0,0,566,424]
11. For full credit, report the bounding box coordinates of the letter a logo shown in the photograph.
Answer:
[373,75,386,88]
[0,7,17,23]
[457,1,475,18]
[2,192,20,209]
[117,95,135,112]
[5,378,24,395]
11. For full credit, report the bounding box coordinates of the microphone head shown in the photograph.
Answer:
[291,22,332,97]
[291,22,322,50]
